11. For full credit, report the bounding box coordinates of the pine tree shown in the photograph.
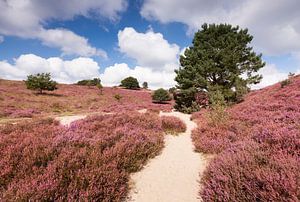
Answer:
[25,73,57,94]
[175,23,265,112]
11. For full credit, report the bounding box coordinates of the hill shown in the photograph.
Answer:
[0,79,173,120]
[192,75,300,201]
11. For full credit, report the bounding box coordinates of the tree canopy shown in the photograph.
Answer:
[25,73,57,94]
[175,23,265,112]
[152,88,171,103]
[76,78,101,87]
[120,76,140,89]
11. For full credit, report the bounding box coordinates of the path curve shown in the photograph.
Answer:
[128,111,208,202]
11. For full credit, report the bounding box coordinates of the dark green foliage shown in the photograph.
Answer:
[120,77,140,89]
[168,87,176,94]
[175,23,265,112]
[25,73,57,94]
[76,78,101,87]
[142,81,148,89]
[114,94,122,101]
[281,72,295,88]
[152,88,171,103]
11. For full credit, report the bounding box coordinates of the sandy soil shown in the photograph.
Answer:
[55,115,87,126]
[128,111,209,202]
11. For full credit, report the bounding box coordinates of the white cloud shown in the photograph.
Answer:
[0,54,176,89]
[251,64,290,89]
[118,27,180,70]
[0,0,128,57]
[38,29,107,58]
[101,63,176,89]
[141,0,300,56]
[0,54,101,83]
[0,36,3,43]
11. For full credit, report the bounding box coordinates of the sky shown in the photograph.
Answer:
[0,0,300,89]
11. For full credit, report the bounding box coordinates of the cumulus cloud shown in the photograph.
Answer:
[101,63,176,89]
[251,64,290,89]
[38,29,107,58]
[141,0,300,56]
[0,54,101,83]
[0,0,128,57]
[118,27,180,70]
[0,35,3,43]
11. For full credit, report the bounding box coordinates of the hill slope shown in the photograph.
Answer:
[0,80,173,119]
[192,75,300,201]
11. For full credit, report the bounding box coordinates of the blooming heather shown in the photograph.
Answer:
[161,115,187,135]
[0,80,173,119]
[0,112,164,201]
[192,75,300,200]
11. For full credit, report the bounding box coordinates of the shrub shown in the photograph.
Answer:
[0,112,164,200]
[152,88,171,103]
[193,75,300,200]
[168,87,176,94]
[161,116,186,135]
[201,141,300,201]
[24,73,57,94]
[76,78,101,87]
[281,79,291,88]
[114,94,122,101]
[120,77,140,89]
[142,82,148,89]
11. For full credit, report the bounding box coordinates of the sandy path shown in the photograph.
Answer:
[55,112,114,126]
[55,115,87,126]
[128,111,208,202]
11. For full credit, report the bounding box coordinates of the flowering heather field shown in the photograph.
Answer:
[192,75,300,201]
[0,79,173,119]
[0,111,166,201]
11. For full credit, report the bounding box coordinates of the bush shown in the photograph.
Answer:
[24,73,57,94]
[152,88,171,103]
[76,78,101,87]
[0,112,165,200]
[201,141,300,201]
[142,82,148,89]
[120,77,140,89]
[114,94,122,101]
[161,116,186,135]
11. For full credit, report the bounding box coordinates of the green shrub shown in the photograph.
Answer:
[142,82,148,89]
[114,94,122,101]
[25,73,57,94]
[120,77,140,89]
[76,78,101,87]
[152,88,171,103]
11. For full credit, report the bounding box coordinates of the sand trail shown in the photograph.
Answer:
[128,111,208,202]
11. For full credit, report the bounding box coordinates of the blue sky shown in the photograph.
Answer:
[0,0,299,89]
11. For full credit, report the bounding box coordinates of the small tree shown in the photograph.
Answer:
[152,88,171,103]
[25,73,57,94]
[142,81,148,89]
[120,77,140,89]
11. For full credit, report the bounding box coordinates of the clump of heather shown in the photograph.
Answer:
[160,115,186,135]
[192,75,300,200]
[201,141,300,201]
[0,112,164,200]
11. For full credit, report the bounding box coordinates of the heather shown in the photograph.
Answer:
[0,79,173,119]
[192,75,300,200]
[161,115,187,135]
[0,112,164,201]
